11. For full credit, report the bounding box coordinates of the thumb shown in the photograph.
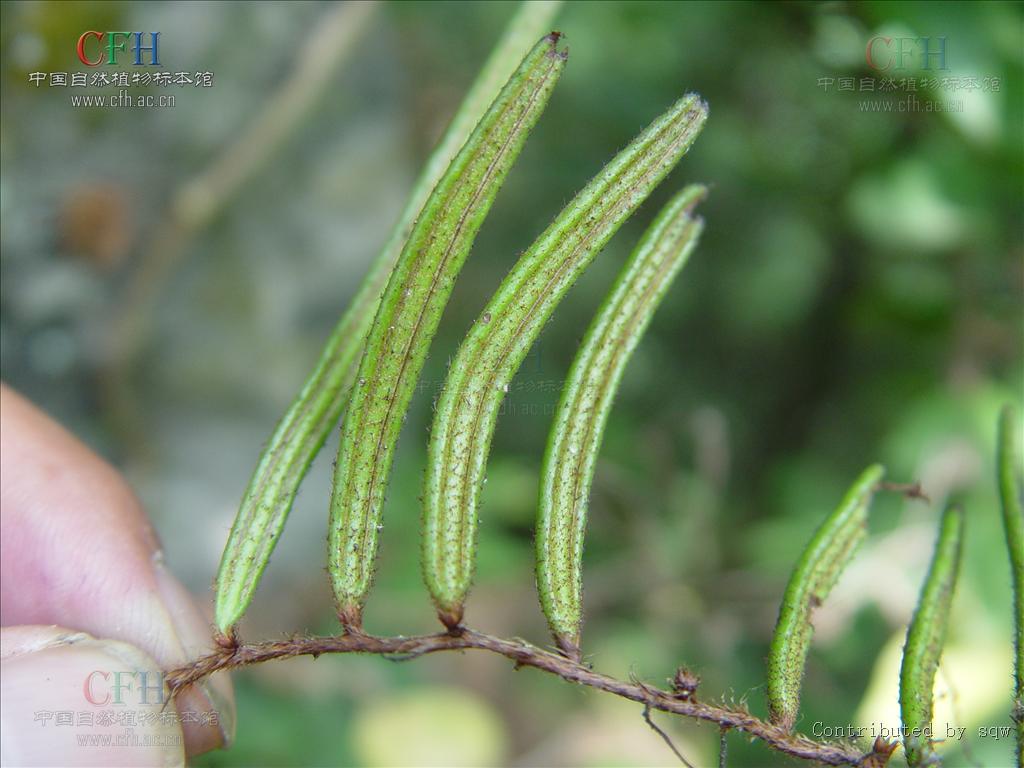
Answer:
[1,626,186,767]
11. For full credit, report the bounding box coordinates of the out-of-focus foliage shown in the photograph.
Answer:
[0,1,1020,766]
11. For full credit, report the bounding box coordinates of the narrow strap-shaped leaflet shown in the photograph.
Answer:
[214,2,564,635]
[329,33,567,630]
[899,504,965,767]
[766,464,885,731]
[998,405,1023,766]
[536,185,706,658]
[422,95,708,629]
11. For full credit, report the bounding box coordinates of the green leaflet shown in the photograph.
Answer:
[422,94,709,629]
[998,405,1024,766]
[535,185,706,657]
[900,504,965,768]
[329,33,567,629]
[766,464,885,731]
[214,1,564,635]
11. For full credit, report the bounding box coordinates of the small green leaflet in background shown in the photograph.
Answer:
[899,504,965,768]
[329,32,567,630]
[213,1,563,635]
[766,464,885,731]
[998,405,1024,767]
[535,185,706,658]
[422,95,708,629]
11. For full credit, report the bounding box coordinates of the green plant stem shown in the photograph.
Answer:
[998,405,1024,767]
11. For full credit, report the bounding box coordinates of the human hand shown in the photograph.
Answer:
[0,383,234,766]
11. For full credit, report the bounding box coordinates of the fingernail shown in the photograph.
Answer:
[152,556,236,753]
[0,633,185,767]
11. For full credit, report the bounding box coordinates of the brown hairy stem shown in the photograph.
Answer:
[166,627,879,766]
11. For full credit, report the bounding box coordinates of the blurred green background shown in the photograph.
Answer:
[1,1,1021,766]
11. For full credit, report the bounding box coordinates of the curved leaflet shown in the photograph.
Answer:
[329,33,567,629]
[766,464,885,731]
[998,405,1024,765]
[536,185,706,657]
[214,2,564,635]
[899,504,965,767]
[422,94,708,629]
